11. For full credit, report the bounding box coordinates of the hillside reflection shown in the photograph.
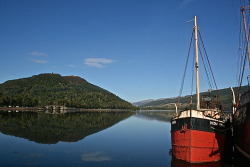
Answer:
[0,111,133,144]
[135,111,175,122]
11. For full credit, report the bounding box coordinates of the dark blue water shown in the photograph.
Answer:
[1,111,242,167]
[0,111,172,167]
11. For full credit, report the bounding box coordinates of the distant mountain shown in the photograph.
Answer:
[132,99,155,106]
[132,98,174,107]
[0,73,136,110]
[135,86,249,111]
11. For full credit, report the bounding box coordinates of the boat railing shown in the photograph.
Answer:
[202,109,224,119]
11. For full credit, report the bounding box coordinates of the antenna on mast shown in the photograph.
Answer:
[186,19,194,23]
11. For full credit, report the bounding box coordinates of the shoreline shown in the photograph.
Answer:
[0,107,134,113]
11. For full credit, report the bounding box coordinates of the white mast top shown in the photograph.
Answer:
[194,16,200,110]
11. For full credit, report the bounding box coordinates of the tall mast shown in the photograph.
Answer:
[194,16,200,110]
[241,6,250,67]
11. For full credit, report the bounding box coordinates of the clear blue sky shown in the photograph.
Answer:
[0,0,242,102]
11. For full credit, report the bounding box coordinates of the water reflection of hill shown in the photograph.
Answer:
[135,111,175,122]
[0,111,133,144]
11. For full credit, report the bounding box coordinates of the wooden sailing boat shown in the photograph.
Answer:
[171,16,230,163]
[232,1,250,160]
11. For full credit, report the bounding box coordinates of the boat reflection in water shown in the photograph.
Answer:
[233,148,250,167]
[0,111,133,144]
[171,158,221,167]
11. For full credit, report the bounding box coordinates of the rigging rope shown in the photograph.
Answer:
[237,6,244,88]
[198,31,222,106]
[238,44,248,91]
[198,45,213,90]
[198,31,219,91]
[237,3,250,95]
[191,45,195,100]
[178,23,223,107]
[178,32,194,102]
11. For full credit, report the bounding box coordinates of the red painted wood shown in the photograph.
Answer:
[171,129,226,163]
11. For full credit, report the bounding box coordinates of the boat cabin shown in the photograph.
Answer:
[200,95,218,109]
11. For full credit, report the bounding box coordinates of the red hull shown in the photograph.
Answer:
[171,129,226,163]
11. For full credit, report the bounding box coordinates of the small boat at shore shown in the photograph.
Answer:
[171,16,230,163]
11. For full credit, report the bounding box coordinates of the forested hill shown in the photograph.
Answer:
[0,73,136,109]
[138,86,249,111]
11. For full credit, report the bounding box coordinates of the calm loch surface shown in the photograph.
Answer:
[0,111,237,167]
